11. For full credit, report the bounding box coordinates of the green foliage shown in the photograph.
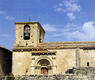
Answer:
[6,73,15,80]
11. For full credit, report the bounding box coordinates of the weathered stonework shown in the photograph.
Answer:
[12,22,95,76]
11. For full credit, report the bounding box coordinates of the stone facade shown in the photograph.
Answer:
[12,22,95,76]
[0,46,12,76]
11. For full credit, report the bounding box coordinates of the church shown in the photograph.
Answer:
[12,21,95,76]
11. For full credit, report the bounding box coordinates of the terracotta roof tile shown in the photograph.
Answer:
[13,41,95,50]
[37,41,95,49]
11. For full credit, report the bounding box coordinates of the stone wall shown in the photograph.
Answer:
[14,75,95,80]
[0,75,95,80]
[1,67,95,80]
[12,48,95,76]
[15,22,45,47]
[14,67,95,80]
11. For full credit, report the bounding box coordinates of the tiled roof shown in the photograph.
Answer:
[37,41,95,49]
[13,41,95,50]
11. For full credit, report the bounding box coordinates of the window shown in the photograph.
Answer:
[87,62,89,67]
[24,25,30,40]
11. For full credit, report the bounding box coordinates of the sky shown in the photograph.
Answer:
[0,0,95,50]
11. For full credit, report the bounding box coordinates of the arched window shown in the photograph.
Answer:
[24,25,30,40]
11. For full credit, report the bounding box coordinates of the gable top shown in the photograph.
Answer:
[15,22,45,33]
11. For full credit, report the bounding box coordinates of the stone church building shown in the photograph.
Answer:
[12,22,95,76]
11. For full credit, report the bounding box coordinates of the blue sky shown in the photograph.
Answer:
[0,0,95,50]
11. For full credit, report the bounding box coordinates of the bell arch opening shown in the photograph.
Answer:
[24,25,30,40]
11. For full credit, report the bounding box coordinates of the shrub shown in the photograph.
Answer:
[6,73,15,80]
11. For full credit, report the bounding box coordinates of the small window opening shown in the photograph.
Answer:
[65,69,73,74]
[87,62,89,67]
[24,25,30,40]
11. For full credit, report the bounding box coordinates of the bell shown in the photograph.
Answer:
[25,33,30,37]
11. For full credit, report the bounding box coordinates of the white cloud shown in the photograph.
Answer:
[42,24,56,32]
[55,0,81,20]
[64,0,80,12]
[63,21,95,41]
[58,3,64,7]
[55,8,64,12]
[67,13,76,20]
[0,11,7,15]
[45,21,95,41]
[82,21,95,39]
[5,16,15,20]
